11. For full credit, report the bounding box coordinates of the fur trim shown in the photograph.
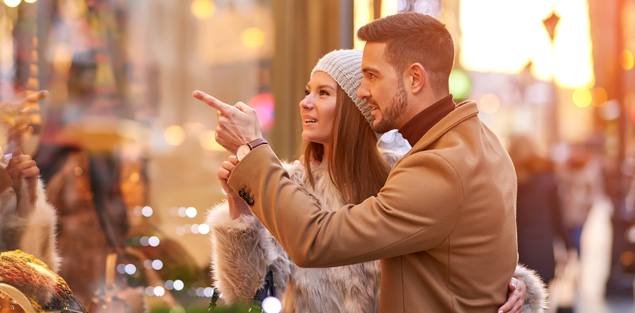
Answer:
[206,201,291,304]
[0,179,60,273]
[515,264,548,313]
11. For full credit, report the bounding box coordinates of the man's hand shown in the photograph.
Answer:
[192,91,263,154]
[498,277,526,313]
[5,150,39,218]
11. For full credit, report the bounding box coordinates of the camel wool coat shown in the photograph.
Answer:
[227,100,519,312]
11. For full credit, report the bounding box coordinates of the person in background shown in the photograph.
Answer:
[509,134,572,285]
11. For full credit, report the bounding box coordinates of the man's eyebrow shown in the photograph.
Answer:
[362,66,380,73]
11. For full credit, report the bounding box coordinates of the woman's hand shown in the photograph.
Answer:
[218,155,240,200]
[217,155,251,219]
[498,277,526,313]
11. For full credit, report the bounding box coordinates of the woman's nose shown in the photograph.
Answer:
[299,96,314,110]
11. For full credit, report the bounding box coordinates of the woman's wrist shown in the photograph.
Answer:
[228,197,251,220]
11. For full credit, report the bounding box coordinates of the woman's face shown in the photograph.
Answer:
[300,71,337,145]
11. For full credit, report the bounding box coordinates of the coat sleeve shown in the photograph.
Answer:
[0,179,61,273]
[514,264,548,313]
[227,145,463,268]
[206,200,293,304]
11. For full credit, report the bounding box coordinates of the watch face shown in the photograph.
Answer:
[237,144,250,160]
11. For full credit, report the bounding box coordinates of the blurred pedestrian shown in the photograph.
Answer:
[558,142,604,254]
[509,134,572,284]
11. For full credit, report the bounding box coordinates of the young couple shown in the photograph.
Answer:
[198,13,546,313]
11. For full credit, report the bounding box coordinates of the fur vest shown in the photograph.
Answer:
[0,176,61,273]
[206,150,547,313]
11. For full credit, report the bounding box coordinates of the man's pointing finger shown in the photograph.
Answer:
[193,90,234,115]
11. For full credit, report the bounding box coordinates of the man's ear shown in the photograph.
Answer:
[407,63,426,94]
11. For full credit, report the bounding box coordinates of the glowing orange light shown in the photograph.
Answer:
[191,0,215,20]
[620,50,634,70]
[479,94,501,114]
[130,173,140,182]
[592,87,608,107]
[241,27,265,49]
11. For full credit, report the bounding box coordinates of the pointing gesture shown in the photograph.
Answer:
[193,90,263,154]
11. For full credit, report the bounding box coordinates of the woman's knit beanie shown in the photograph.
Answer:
[311,49,374,126]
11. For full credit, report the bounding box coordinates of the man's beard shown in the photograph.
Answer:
[371,80,409,134]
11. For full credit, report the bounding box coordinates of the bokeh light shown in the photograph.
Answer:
[164,125,185,146]
[154,286,165,297]
[592,87,608,107]
[573,87,592,108]
[262,297,282,313]
[174,280,184,291]
[125,264,136,275]
[200,131,225,151]
[241,27,265,49]
[247,93,275,131]
[142,206,153,217]
[448,69,472,100]
[4,0,21,7]
[53,43,73,73]
[149,236,160,247]
[186,207,197,218]
[191,0,215,20]
[620,50,634,70]
[152,260,163,270]
[199,224,210,234]
[479,94,501,114]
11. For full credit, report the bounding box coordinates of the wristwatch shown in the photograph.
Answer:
[237,138,269,161]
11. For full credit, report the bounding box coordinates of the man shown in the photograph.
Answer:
[195,13,518,313]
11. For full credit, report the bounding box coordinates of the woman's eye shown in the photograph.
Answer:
[304,90,310,96]
[320,90,330,96]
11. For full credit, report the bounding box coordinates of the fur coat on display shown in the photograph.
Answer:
[0,174,61,274]
[207,151,547,313]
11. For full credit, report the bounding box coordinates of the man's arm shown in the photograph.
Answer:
[227,145,464,267]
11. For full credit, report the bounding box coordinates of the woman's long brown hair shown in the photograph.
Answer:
[303,85,390,204]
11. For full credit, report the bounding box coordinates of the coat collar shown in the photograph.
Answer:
[400,100,480,158]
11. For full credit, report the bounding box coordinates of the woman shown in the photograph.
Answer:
[207,50,546,313]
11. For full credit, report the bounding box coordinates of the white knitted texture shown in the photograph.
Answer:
[311,50,374,125]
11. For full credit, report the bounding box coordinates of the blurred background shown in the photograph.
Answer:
[0,0,634,312]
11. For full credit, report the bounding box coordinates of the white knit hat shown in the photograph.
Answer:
[311,49,374,125]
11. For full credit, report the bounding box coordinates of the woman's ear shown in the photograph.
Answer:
[408,63,426,94]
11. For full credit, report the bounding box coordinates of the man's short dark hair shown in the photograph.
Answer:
[357,12,455,96]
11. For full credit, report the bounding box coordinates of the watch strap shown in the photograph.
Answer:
[247,138,268,150]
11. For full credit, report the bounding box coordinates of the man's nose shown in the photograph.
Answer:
[357,81,370,100]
